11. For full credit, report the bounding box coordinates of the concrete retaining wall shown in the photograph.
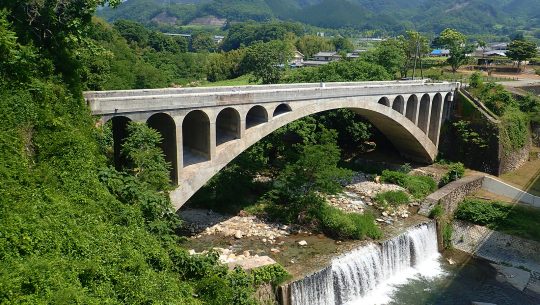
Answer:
[482,176,540,208]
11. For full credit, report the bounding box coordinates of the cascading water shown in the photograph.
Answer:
[289,222,440,305]
[289,266,335,305]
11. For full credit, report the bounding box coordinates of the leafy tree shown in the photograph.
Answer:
[438,28,471,73]
[275,128,352,198]
[148,31,181,53]
[282,58,392,83]
[506,39,538,70]
[365,38,406,77]
[241,40,293,84]
[1,0,121,86]
[296,35,333,58]
[114,19,150,47]
[206,49,246,82]
[332,36,354,52]
[191,32,218,53]
[399,31,430,78]
[122,123,171,191]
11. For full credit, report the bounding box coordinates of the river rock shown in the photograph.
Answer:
[270,248,280,253]
[234,230,243,239]
[243,250,251,257]
[298,240,308,246]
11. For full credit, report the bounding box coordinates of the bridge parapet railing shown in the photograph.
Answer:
[85,81,460,116]
[84,80,430,99]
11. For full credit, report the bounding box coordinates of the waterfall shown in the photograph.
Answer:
[289,266,335,305]
[289,222,439,305]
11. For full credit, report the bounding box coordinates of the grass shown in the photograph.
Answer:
[374,190,410,207]
[455,198,540,242]
[380,170,437,199]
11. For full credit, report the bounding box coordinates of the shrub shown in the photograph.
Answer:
[469,72,483,88]
[404,175,437,199]
[317,204,382,240]
[374,190,410,207]
[439,162,465,186]
[429,204,444,219]
[380,169,407,185]
[455,199,510,225]
[251,264,291,286]
[381,170,437,199]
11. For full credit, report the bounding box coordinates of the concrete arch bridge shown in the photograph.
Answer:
[85,80,459,210]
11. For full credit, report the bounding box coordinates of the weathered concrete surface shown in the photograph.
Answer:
[418,175,484,216]
[492,264,531,291]
[452,220,540,274]
[85,80,459,209]
[228,256,277,271]
[483,176,540,208]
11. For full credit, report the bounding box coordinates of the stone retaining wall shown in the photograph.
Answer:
[499,140,531,175]
[418,175,484,217]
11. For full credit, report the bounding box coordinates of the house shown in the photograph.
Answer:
[313,51,341,62]
[289,51,305,67]
[430,49,450,57]
[489,43,508,51]
[484,50,507,57]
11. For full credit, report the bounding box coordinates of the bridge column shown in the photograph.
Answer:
[418,94,431,133]
[424,94,436,138]
[428,94,443,145]
[209,121,217,161]
[174,116,183,183]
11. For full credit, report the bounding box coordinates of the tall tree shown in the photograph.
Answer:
[241,40,293,84]
[1,0,121,86]
[296,35,333,58]
[398,31,430,78]
[438,28,471,73]
[506,39,538,71]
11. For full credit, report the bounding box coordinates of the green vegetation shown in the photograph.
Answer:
[506,38,538,70]
[439,162,465,187]
[98,0,540,38]
[455,199,540,242]
[467,76,531,155]
[380,170,437,199]
[317,203,382,240]
[0,3,286,303]
[250,264,291,286]
[437,28,474,73]
[429,204,444,219]
[442,223,453,249]
[374,191,410,207]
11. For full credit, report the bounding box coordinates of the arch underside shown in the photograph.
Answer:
[170,97,438,210]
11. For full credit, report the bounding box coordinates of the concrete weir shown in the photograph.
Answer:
[85,80,459,210]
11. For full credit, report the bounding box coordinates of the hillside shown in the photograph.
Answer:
[97,0,540,36]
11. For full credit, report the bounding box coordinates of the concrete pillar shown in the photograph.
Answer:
[418,94,431,133]
[174,117,183,183]
[239,118,246,139]
[424,94,434,137]
[209,121,216,161]
[428,94,443,144]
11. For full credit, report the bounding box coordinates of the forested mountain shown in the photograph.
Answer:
[98,0,540,36]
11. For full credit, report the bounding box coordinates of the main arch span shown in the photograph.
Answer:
[85,80,459,210]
